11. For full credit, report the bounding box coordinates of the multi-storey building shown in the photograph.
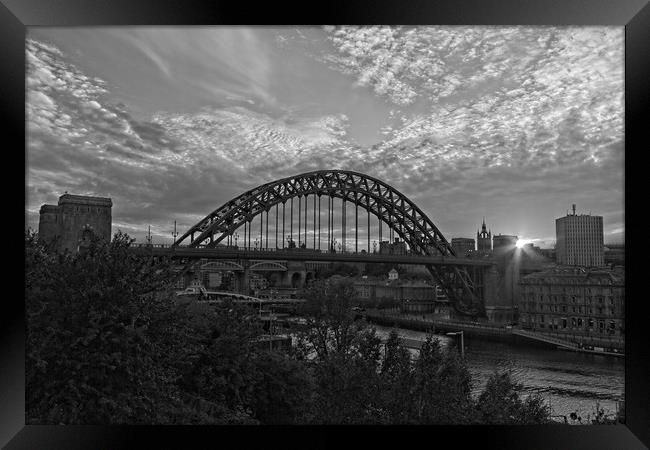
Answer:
[476,218,492,253]
[604,244,625,267]
[451,237,475,257]
[353,278,438,303]
[555,204,604,267]
[38,193,112,253]
[492,234,518,254]
[519,266,624,338]
[379,238,407,255]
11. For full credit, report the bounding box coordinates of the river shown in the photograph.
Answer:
[370,324,625,422]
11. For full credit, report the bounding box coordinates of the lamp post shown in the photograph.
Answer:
[446,331,465,358]
[171,220,178,245]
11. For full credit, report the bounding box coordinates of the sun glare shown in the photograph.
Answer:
[515,239,529,248]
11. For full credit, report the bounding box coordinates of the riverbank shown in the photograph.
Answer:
[363,309,624,357]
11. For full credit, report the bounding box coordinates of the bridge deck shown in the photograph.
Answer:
[130,245,494,267]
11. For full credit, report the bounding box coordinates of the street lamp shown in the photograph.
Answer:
[171,220,178,244]
[446,331,465,358]
[234,232,239,248]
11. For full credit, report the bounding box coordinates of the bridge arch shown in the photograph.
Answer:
[200,261,244,271]
[175,170,455,257]
[249,261,288,272]
[174,170,485,316]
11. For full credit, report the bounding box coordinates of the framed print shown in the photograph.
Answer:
[4,0,649,448]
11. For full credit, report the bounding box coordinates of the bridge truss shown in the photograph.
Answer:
[174,170,486,316]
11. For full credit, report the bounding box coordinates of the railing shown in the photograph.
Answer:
[513,328,624,349]
[364,310,511,335]
[130,243,477,260]
[512,329,579,348]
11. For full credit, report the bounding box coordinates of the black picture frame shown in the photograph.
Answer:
[4,0,649,448]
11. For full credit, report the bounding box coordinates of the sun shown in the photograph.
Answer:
[515,239,529,249]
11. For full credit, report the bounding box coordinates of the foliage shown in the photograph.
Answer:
[298,278,366,359]
[26,231,553,425]
[26,230,184,423]
[315,262,361,279]
[406,336,474,424]
[475,372,551,424]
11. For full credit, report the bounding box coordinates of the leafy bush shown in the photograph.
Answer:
[26,232,552,425]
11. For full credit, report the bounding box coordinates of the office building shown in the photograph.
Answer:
[556,204,604,267]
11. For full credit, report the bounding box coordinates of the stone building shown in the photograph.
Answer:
[451,237,475,257]
[555,204,604,267]
[38,193,112,253]
[379,238,407,255]
[353,278,439,303]
[476,218,492,253]
[519,266,624,338]
[492,234,518,254]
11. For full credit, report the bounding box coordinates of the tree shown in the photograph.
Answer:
[475,371,551,424]
[26,231,188,423]
[409,335,474,424]
[298,278,365,359]
[249,350,315,424]
[309,328,388,424]
[379,330,413,423]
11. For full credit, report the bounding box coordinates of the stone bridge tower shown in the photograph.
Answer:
[38,193,112,253]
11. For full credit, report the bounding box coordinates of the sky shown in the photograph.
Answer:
[25,26,624,248]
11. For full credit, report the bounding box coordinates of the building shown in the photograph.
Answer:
[604,244,625,267]
[38,193,112,253]
[388,268,399,280]
[476,218,492,253]
[451,237,475,257]
[492,234,518,254]
[555,204,604,267]
[539,248,556,260]
[353,278,438,303]
[379,238,407,255]
[519,266,624,339]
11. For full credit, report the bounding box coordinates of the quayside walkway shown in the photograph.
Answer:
[364,310,624,357]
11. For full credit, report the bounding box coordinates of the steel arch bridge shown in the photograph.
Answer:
[174,170,486,316]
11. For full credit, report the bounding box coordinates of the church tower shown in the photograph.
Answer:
[477,218,492,253]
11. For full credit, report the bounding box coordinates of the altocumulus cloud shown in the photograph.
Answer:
[26,26,624,243]
[26,38,359,239]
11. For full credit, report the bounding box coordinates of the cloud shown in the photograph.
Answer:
[26,37,358,240]
[26,27,624,244]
